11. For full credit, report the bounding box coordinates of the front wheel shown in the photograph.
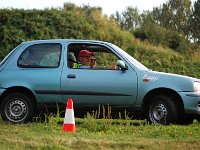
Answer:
[1,93,35,123]
[196,116,200,122]
[147,95,178,125]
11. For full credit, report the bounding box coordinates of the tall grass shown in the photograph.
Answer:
[1,120,200,150]
[0,107,200,150]
[192,50,200,62]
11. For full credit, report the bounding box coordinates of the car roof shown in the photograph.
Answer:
[20,39,113,56]
[22,39,110,45]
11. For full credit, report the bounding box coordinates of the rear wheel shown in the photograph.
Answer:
[147,95,178,125]
[1,93,35,123]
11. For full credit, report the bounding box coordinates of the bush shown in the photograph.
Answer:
[133,23,190,53]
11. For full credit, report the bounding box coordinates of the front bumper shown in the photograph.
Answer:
[179,92,200,115]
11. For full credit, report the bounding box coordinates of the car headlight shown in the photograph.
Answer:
[194,82,200,93]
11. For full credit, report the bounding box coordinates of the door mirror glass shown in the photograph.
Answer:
[116,60,127,70]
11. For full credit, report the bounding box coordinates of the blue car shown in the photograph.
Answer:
[0,39,200,124]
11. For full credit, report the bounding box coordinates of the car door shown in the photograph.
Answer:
[15,43,63,103]
[61,42,138,107]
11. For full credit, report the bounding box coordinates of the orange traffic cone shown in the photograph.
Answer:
[62,98,76,132]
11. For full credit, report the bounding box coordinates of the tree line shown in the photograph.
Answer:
[0,0,200,59]
[0,3,134,59]
[112,0,200,52]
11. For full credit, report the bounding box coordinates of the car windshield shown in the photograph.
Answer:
[110,44,149,70]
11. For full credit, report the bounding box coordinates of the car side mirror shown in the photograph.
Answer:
[116,60,128,70]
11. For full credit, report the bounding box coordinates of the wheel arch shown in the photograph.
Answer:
[141,88,184,118]
[0,86,37,110]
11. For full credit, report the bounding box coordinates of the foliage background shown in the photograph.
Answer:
[0,0,200,78]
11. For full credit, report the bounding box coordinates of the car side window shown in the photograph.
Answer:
[67,43,120,70]
[18,43,61,68]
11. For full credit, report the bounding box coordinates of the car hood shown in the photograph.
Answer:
[138,70,199,92]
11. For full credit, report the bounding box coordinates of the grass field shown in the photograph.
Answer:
[0,115,200,150]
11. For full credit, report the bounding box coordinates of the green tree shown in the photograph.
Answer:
[157,0,192,38]
[122,7,141,30]
[113,7,141,30]
[190,0,200,43]
[111,11,124,30]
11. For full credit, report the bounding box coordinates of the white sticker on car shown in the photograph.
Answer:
[143,74,159,82]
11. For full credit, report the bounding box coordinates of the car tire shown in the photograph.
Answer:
[147,95,178,125]
[196,117,200,122]
[178,114,194,125]
[1,93,35,123]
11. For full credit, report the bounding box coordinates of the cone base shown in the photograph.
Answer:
[63,124,76,132]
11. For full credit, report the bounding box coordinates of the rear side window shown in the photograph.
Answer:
[18,43,61,68]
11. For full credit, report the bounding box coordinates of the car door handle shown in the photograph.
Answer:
[67,74,76,78]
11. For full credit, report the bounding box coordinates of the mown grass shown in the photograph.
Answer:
[0,114,200,150]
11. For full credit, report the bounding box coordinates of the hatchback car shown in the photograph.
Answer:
[0,39,200,124]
